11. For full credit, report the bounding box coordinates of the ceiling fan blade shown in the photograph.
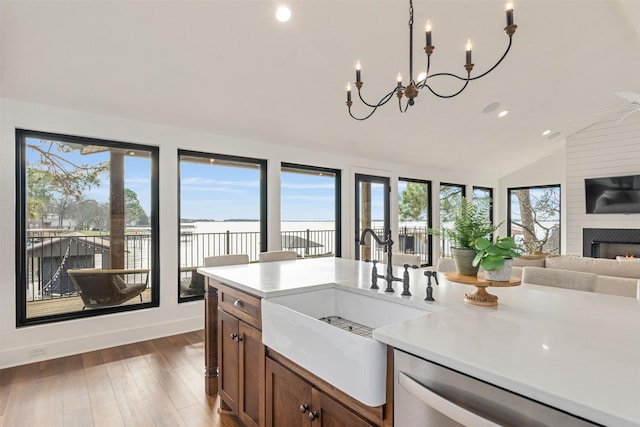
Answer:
[614,91,640,104]
[615,108,639,125]
[569,107,628,121]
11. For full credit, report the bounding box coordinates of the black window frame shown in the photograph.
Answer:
[507,184,562,255]
[472,186,494,224]
[280,162,342,258]
[177,150,267,303]
[398,177,433,267]
[16,129,160,326]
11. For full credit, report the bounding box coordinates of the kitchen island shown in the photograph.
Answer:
[199,257,640,427]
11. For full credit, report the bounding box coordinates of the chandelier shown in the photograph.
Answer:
[345,0,517,120]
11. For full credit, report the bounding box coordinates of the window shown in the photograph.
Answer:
[178,151,266,300]
[16,129,159,325]
[355,174,390,261]
[472,186,494,225]
[281,163,341,258]
[398,178,432,266]
[507,185,561,254]
[439,183,465,257]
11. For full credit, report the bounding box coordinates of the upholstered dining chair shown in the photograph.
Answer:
[435,257,457,273]
[390,253,421,267]
[204,254,250,267]
[258,250,297,263]
[181,254,251,296]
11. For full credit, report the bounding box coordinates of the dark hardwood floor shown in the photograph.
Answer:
[0,330,241,427]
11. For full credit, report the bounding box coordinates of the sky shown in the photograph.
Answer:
[26,138,338,221]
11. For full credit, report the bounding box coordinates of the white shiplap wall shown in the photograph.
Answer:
[566,114,640,255]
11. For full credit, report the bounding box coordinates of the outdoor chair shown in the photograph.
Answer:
[67,268,149,309]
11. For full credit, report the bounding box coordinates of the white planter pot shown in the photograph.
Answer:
[484,258,513,281]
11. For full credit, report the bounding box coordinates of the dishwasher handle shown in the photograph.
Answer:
[398,371,501,427]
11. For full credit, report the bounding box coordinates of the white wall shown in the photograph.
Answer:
[0,98,496,368]
[565,115,640,255]
[499,113,640,256]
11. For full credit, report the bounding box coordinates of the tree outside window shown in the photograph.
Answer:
[398,178,431,266]
[508,185,561,254]
[17,130,159,325]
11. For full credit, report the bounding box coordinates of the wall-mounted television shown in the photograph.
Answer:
[585,175,640,214]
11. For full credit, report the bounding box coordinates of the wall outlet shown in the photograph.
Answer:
[29,346,47,357]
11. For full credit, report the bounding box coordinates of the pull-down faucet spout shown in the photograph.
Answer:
[358,228,402,292]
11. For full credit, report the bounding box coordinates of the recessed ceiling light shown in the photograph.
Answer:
[483,102,500,113]
[498,110,509,118]
[542,130,552,136]
[276,5,291,22]
[547,131,562,140]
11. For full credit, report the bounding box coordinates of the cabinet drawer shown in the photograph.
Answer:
[217,282,262,330]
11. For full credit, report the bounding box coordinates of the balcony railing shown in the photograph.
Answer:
[359,226,431,266]
[26,227,432,303]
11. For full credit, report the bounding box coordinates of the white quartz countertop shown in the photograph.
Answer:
[199,257,640,427]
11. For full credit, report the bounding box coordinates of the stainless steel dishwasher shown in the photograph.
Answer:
[394,349,600,427]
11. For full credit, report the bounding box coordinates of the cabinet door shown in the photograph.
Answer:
[313,388,376,427]
[266,358,312,427]
[239,322,265,427]
[218,309,239,413]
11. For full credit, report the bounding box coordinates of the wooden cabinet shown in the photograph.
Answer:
[209,278,390,427]
[266,357,377,427]
[217,282,265,427]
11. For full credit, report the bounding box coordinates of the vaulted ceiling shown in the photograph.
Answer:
[2,1,640,178]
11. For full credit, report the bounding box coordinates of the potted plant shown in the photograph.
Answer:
[472,235,524,281]
[429,197,498,276]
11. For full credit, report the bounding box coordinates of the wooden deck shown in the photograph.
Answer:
[27,289,154,318]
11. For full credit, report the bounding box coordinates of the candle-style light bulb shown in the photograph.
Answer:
[397,73,402,87]
[506,3,514,26]
[346,82,352,102]
[355,61,361,83]
[465,38,472,65]
[425,20,432,47]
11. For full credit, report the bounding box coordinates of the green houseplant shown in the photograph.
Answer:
[472,235,524,281]
[429,197,498,275]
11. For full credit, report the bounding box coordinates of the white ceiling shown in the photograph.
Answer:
[2,0,640,178]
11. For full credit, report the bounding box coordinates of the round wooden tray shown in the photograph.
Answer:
[444,272,521,306]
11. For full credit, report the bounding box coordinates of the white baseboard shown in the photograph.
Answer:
[0,315,204,369]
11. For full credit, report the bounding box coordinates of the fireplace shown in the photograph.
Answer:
[583,228,640,258]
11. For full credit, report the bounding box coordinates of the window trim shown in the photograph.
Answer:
[177,149,268,303]
[15,129,160,326]
[472,186,494,224]
[281,162,342,258]
[399,177,433,267]
[507,184,562,254]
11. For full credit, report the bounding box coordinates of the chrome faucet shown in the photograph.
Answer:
[358,228,402,292]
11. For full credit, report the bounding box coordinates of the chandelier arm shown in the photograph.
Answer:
[467,36,513,81]
[357,87,398,109]
[418,34,514,88]
[348,105,383,121]
[422,78,471,99]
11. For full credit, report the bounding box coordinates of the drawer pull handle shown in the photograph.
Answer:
[233,299,244,308]
[230,333,238,340]
[300,404,310,413]
[308,411,318,421]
